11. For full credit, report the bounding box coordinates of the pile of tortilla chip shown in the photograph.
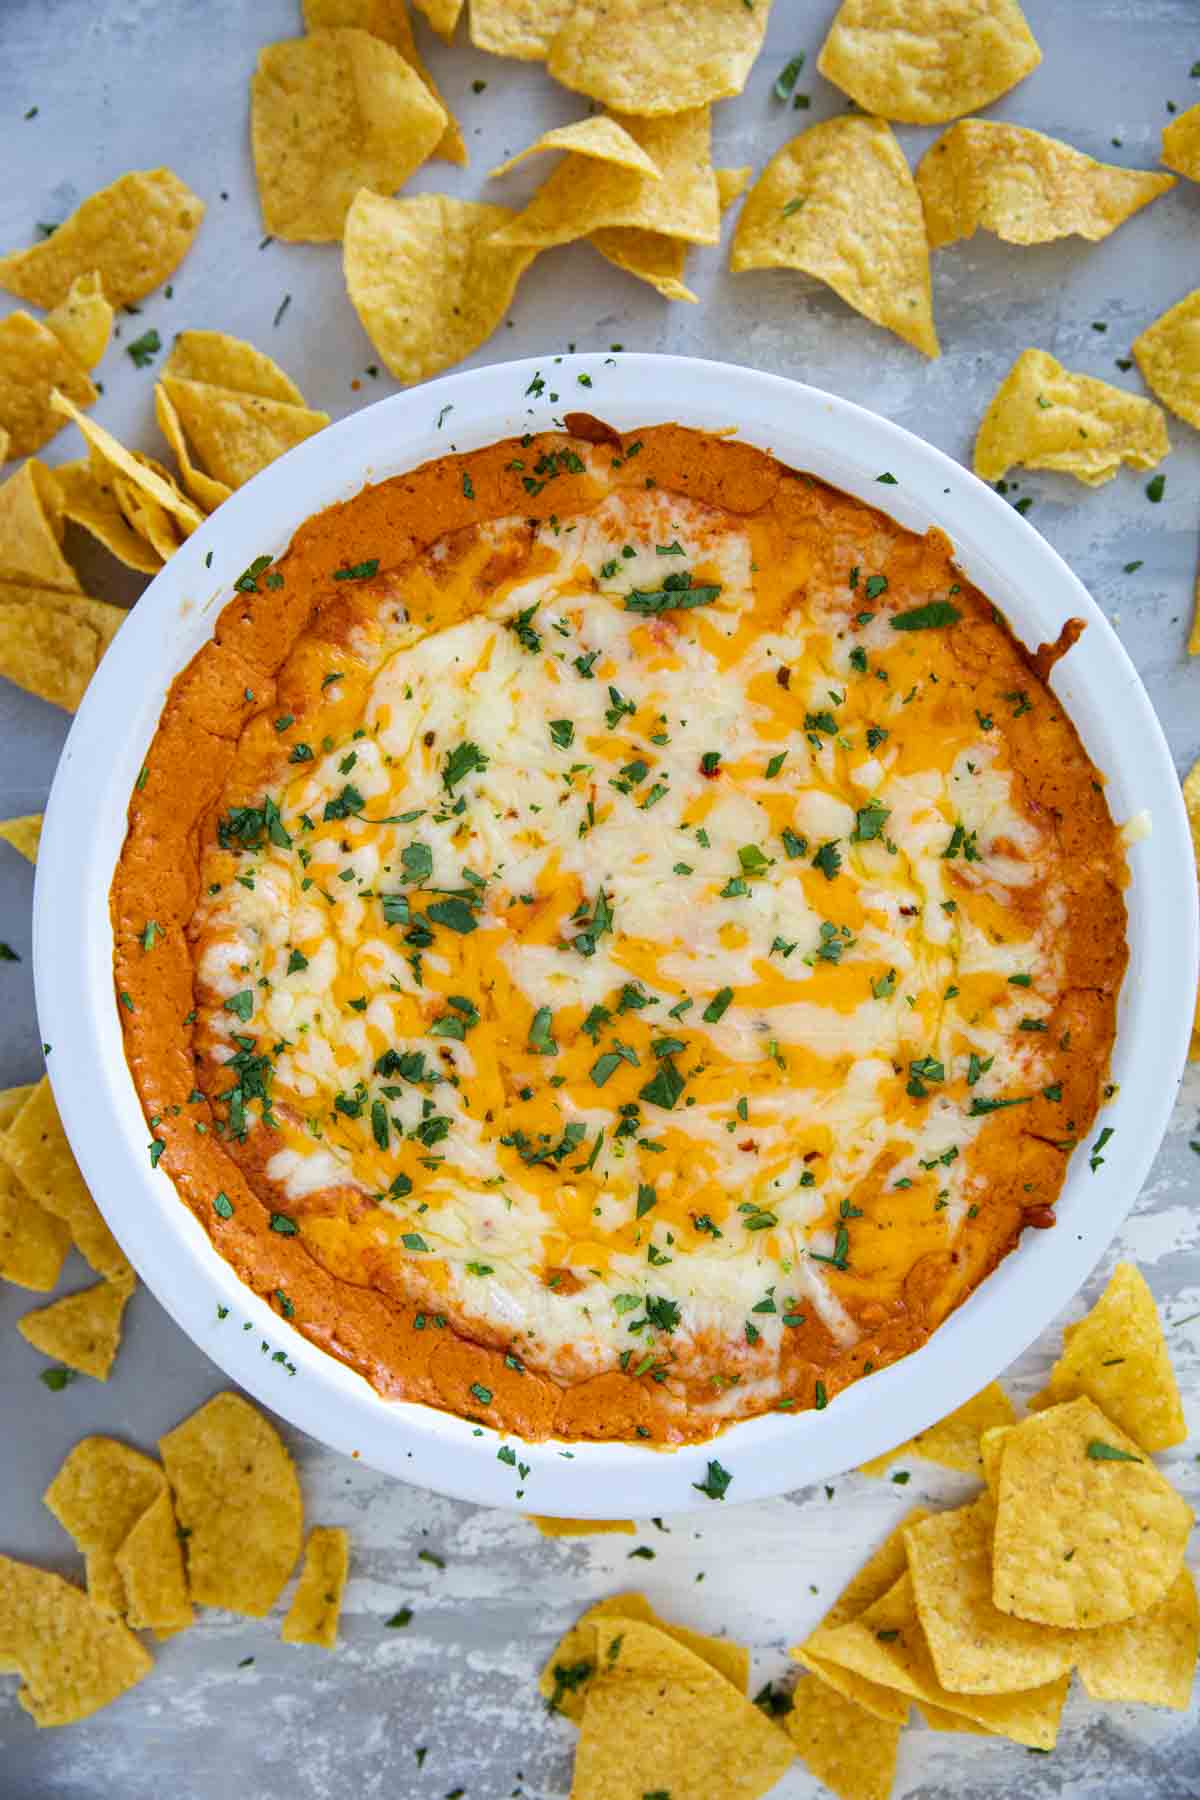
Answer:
[784,1264,1195,1798]
[974,349,1169,486]
[0,1392,349,1725]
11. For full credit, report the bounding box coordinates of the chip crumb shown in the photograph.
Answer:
[281,1525,350,1649]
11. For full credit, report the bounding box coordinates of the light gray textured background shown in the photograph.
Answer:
[1,2,1198,1796]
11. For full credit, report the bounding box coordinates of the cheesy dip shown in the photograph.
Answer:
[113,423,1127,1445]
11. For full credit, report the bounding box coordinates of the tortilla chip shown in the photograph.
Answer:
[411,0,462,37]
[344,191,538,385]
[0,460,81,591]
[0,170,203,311]
[860,1382,1015,1479]
[49,389,204,537]
[54,460,164,574]
[43,1437,166,1617]
[161,329,301,402]
[0,1154,72,1292]
[905,1498,1077,1694]
[807,1572,1070,1747]
[817,0,1042,125]
[918,122,1174,249]
[18,1279,133,1381]
[0,311,96,460]
[302,0,466,165]
[1133,289,1200,430]
[0,1083,34,1127]
[786,1674,903,1800]
[0,1078,133,1284]
[1163,103,1200,182]
[113,1488,194,1636]
[281,1526,350,1649]
[153,387,232,514]
[573,1619,796,1800]
[251,29,447,242]
[157,377,328,492]
[0,1553,152,1726]
[1027,1264,1186,1452]
[469,0,569,59]
[974,348,1168,485]
[992,1396,1194,1628]
[159,1392,303,1617]
[531,1516,637,1537]
[1075,1568,1198,1709]
[717,165,753,209]
[540,1591,749,1722]
[730,116,938,359]
[917,1702,994,1733]
[491,115,662,181]
[979,1424,1013,1495]
[0,814,41,863]
[546,0,771,116]
[590,229,697,303]
[0,428,8,464]
[45,273,113,373]
[491,106,720,252]
[0,587,125,712]
[791,1509,930,1724]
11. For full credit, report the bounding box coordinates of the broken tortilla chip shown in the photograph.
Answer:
[54,460,165,574]
[344,191,538,385]
[786,1674,903,1800]
[491,107,720,251]
[43,1437,166,1617]
[251,29,447,242]
[0,1553,152,1726]
[18,1279,133,1382]
[1075,1568,1198,1710]
[531,1517,636,1537]
[546,0,772,116]
[979,1424,1013,1495]
[1027,1263,1186,1452]
[469,0,570,60]
[491,115,662,181]
[50,388,204,538]
[0,1083,34,1127]
[817,0,1041,126]
[573,1618,796,1800]
[918,122,1173,249]
[731,116,938,358]
[540,1591,749,1722]
[162,329,304,402]
[974,348,1168,485]
[157,377,328,492]
[0,169,204,311]
[861,1382,1015,1478]
[589,162,749,304]
[281,1526,350,1649]
[0,1077,133,1284]
[113,1488,194,1637]
[154,387,232,514]
[159,1392,303,1617]
[1163,103,1200,182]
[0,311,97,460]
[303,0,466,165]
[992,1396,1194,1629]
[0,586,125,712]
[0,814,42,862]
[0,460,82,592]
[0,1157,71,1293]
[791,1510,929,1725]
[45,273,114,372]
[1133,289,1200,430]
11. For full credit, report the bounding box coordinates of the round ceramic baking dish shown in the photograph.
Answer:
[33,354,1197,1514]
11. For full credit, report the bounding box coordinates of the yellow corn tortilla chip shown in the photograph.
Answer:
[1133,289,1200,430]
[0,1553,152,1726]
[1163,103,1200,182]
[0,1077,132,1284]
[491,115,662,181]
[0,167,202,311]
[44,1437,166,1617]
[918,122,1173,249]
[0,1083,34,1127]
[730,116,938,359]
[411,0,462,37]
[491,107,720,252]
[251,29,447,242]
[281,1526,350,1649]
[0,1156,71,1293]
[588,166,748,305]
[45,273,113,373]
[0,460,82,592]
[1075,1568,1198,1709]
[791,1509,930,1725]
[1027,1263,1186,1452]
[540,1591,749,1722]
[158,376,328,492]
[786,1674,903,1800]
[469,0,570,60]
[860,1383,1014,1479]
[806,1572,1070,1748]
[159,1392,303,1617]
[154,387,232,514]
[113,1488,194,1637]
[344,191,538,385]
[531,1517,637,1537]
[574,1618,796,1800]
[18,1279,133,1382]
[917,1702,994,1733]
[717,165,753,209]
[979,1424,1013,1495]
[49,389,204,536]
[546,0,771,116]
[0,814,41,863]
[54,460,165,574]
[303,0,466,165]
[0,311,97,460]
[817,0,1042,126]
[905,1498,1077,1694]
[974,348,1169,485]
[992,1396,1194,1628]
[0,428,8,464]
[111,467,183,563]
[163,329,304,403]
[0,587,125,713]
